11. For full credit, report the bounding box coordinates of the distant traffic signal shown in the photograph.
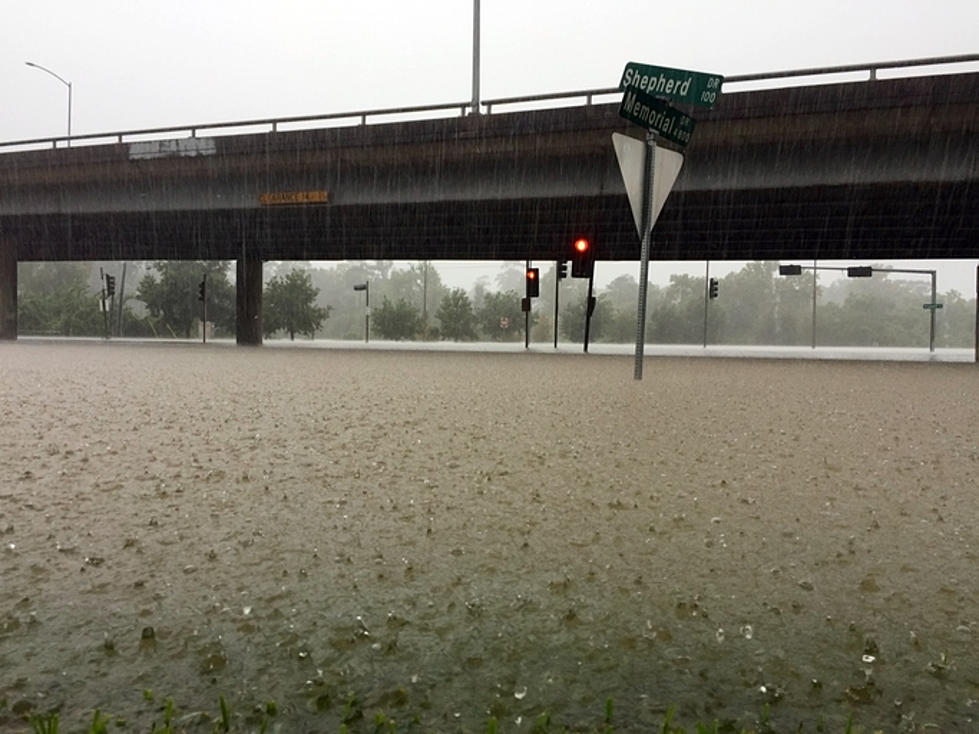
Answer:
[198,277,207,302]
[778,264,803,276]
[525,267,540,298]
[104,274,116,298]
[847,266,873,278]
[571,237,594,278]
[708,277,719,299]
[557,260,568,280]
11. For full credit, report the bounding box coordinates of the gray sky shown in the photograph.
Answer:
[3,1,977,294]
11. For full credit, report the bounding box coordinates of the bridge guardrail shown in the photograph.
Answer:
[2,54,977,153]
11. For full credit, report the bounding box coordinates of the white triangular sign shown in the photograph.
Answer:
[612,132,683,238]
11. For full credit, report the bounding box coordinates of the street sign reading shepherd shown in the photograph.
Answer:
[616,60,724,380]
[618,89,695,147]
[619,62,724,109]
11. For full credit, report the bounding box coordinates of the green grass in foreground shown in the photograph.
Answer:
[13,694,890,734]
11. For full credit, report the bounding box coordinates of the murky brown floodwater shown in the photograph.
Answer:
[1,342,976,732]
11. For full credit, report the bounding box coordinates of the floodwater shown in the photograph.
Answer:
[0,342,976,732]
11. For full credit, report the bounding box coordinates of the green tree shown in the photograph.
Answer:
[136,261,234,338]
[820,273,930,347]
[648,274,714,343]
[477,290,524,341]
[263,269,328,340]
[599,274,644,343]
[938,290,977,347]
[372,296,422,340]
[773,269,817,345]
[17,262,102,336]
[717,261,777,344]
[561,292,614,342]
[436,288,478,341]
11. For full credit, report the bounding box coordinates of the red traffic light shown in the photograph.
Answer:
[525,267,540,298]
[574,238,590,254]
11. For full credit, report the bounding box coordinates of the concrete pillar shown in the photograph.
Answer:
[0,241,16,340]
[236,257,263,345]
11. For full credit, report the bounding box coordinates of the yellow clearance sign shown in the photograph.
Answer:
[259,190,329,205]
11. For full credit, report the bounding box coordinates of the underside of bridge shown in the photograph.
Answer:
[3,181,975,263]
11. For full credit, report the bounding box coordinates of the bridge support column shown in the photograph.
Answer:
[0,242,16,340]
[236,257,263,345]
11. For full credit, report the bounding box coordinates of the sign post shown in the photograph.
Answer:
[615,61,723,379]
[633,131,657,380]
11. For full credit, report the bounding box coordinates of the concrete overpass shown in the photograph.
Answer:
[1,56,976,342]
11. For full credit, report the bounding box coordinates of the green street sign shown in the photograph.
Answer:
[620,62,724,109]
[619,88,696,147]
[923,303,944,310]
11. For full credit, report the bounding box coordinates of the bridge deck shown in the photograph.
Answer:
[1,71,976,263]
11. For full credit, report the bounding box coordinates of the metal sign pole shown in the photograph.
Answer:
[633,131,656,380]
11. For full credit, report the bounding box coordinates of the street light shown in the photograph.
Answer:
[353,282,369,343]
[25,61,72,146]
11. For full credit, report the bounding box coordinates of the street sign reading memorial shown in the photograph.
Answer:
[619,62,724,109]
[618,89,696,147]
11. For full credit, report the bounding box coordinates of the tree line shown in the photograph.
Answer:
[15,259,977,348]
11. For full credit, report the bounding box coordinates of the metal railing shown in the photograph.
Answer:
[3,54,977,153]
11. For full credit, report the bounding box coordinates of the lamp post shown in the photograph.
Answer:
[25,61,72,146]
[353,282,369,343]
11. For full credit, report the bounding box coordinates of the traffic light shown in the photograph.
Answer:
[525,267,540,298]
[847,266,873,278]
[778,264,803,276]
[571,237,593,278]
[557,260,568,280]
[708,277,719,299]
[105,274,116,298]
[198,278,207,302]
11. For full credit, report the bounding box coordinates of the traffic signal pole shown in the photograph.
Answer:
[99,267,109,339]
[583,269,595,353]
[633,131,657,380]
[200,273,207,344]
[525,258,530,350]
[553,261,560,349]
[703,260,710,348]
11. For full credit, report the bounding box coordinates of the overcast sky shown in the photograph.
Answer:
[2,1,977,293]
